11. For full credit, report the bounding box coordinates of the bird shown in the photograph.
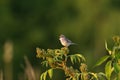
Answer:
[59,34,76,47]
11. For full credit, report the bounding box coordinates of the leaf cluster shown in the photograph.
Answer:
[36,36,120,80]
[36,46,107,80]
[94,36,120,80]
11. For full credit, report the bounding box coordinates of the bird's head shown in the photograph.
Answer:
[59,34,65,38]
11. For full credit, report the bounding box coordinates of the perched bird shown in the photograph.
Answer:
[59,34,76,47]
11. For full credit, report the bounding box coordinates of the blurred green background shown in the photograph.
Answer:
[0,0,120,80]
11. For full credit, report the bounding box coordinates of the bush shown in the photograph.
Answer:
[36,36,120,80]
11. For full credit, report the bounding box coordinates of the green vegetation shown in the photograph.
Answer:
[0,0,120,80]
[36,36,120,80]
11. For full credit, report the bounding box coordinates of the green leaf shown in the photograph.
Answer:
[40,73,43,80]
[94,55,110,67]
[115,53,120,60]
[113,62,120,73]
[76,73,80,80]
[40,69,53,80]
[72,78,76,80]
[40,71,47,80]
[43,71,47,80]
[105,41,112,55]
[89,72,98,80]
[105,61,113,80]
[41,61,48,67]
[73,56,77,63]
[105,41,109,51]
[70,55,76,64]
[69,54,86,64]
[75,54,86,62]
[97,72,107,80]
[48,69,53,79]
[70,55,74,64]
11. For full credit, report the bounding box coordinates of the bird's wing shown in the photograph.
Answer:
[66,38,72,43]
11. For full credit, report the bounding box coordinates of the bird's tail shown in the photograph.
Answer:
[71,43,78,45]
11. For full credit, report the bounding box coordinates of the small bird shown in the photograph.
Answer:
[59,34,76,47]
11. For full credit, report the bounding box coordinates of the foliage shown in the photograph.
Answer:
[94,36,120,80]
[36,36,120,80]
[1,0,120,80]
[36,47,105,80]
